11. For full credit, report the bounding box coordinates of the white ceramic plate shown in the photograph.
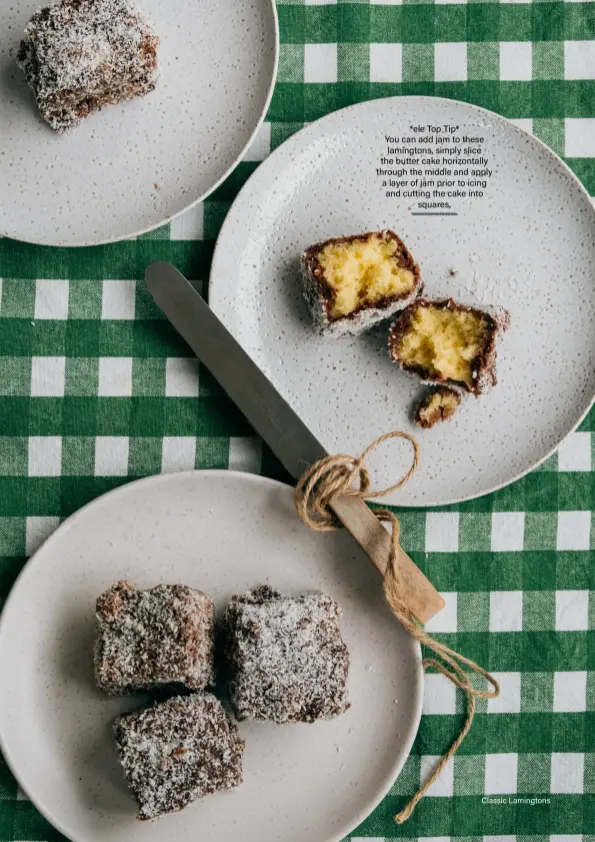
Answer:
[210,96,595,507]
[0,471,422,842]
[0,0,278,245]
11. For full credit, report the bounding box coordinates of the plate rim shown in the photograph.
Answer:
[0,0,279,248]
[208,94,595,508]
[0,468,423,842]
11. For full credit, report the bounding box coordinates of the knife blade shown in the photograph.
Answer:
[145,262,444,623]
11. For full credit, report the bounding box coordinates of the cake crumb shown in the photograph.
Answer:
[414,387,461,429]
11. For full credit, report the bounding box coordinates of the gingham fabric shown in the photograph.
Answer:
[1,1,594,840]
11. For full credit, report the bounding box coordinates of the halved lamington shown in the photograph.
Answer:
[389,298,509,396]
[301,230,422,337]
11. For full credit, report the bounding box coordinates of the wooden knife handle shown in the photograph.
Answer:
[329,493,444,624]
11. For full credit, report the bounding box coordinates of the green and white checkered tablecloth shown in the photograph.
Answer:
[1,1,594,840]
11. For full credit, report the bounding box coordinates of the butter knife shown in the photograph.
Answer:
[145,262,444,623]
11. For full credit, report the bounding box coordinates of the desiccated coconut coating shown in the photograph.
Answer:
[94,581,215,694]
[114,694,244,821]
[224,585,350,723]
[17,0,159,133]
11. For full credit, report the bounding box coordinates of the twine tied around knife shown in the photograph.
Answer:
[294,431,500,824]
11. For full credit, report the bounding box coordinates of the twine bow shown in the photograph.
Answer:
[295,431,499,824]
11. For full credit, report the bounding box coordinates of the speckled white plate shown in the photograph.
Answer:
[0,471,422,842]
[0,0,278,245]
[210,96,595,507]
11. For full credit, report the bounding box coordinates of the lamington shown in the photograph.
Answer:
[17,0,159,133]
[224,585,350,724]
[94,581,215,694]
[114,694,244,820]
[389,298,509,396]
[414,386,461,429]
[301,230,422,337]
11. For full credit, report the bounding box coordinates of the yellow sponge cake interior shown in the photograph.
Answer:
[317,232,417,320]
